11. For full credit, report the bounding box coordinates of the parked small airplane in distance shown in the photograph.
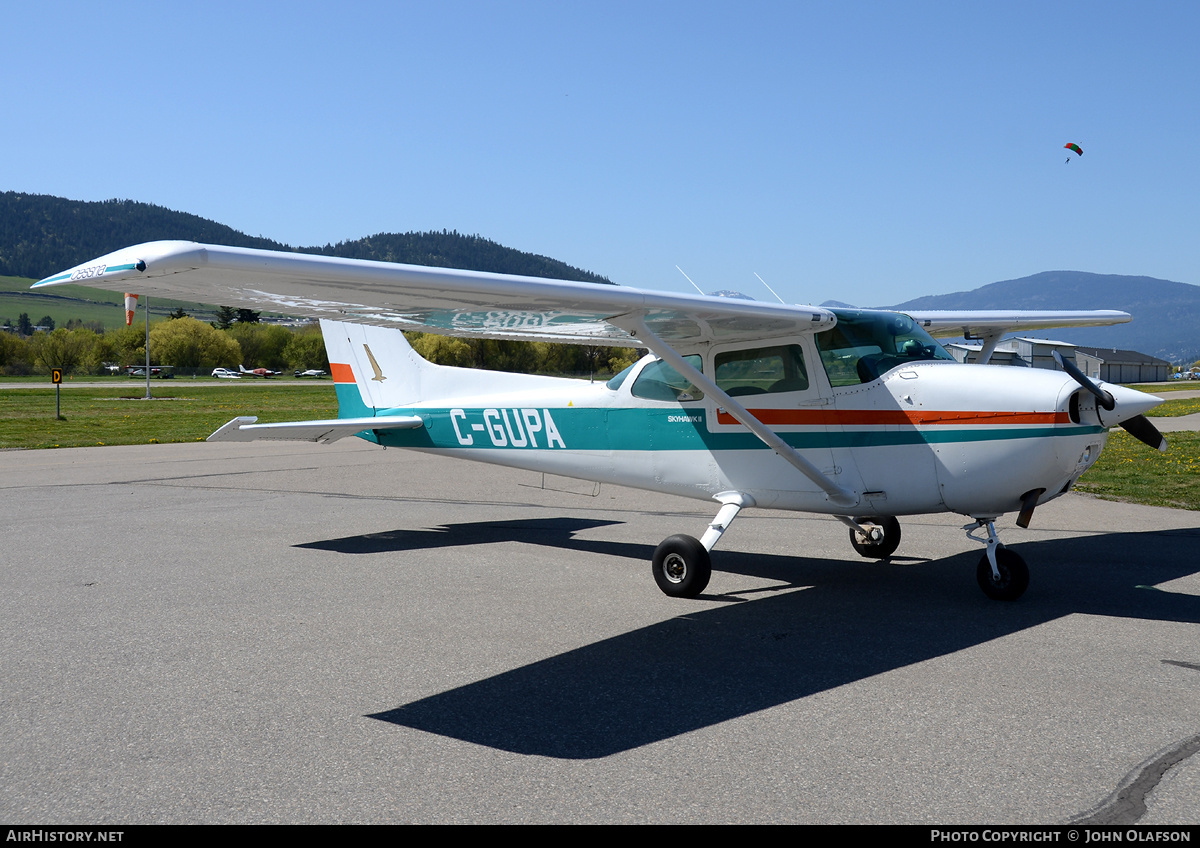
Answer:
[238,364,283,378]
[295,369,327,378]
[35,241,1168,602]
[125,365,173,378]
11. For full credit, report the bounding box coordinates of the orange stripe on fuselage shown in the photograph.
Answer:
[715,409,1071,426]
[330,362,356,383]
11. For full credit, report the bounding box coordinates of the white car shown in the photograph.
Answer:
[211,368,241,379]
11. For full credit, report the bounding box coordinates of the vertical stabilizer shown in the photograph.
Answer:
[320,319,581,419]
[320,320,515,417]
[321,319,433,416]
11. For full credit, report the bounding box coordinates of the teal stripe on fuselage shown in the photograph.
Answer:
[335,383,376,420]
[355,405,1104,452]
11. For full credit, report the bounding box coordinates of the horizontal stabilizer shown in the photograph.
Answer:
[207,415,423,444]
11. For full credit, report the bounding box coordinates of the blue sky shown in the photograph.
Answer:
[5,1,1198,305]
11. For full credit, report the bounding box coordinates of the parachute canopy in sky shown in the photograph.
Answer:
[1064,142,1083,156]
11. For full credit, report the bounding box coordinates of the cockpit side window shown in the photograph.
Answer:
[817,310,955,386]
[631,355,705,402]
[714,345,809,396]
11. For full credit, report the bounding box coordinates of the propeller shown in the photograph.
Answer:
[1118,412,1168,452]
[1053,351,1167,452]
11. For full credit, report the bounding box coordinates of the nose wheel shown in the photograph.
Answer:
[966,519,1029,601]
[976,546,1029,601]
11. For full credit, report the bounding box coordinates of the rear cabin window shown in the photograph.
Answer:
[605,361,637,391]
[714,345,809,396]
[631,355,705,402]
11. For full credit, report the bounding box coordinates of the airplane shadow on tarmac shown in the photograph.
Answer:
[299,519,1200,759]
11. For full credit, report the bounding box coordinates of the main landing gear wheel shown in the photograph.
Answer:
[976,546,1029,601]
[849,516,902,559]
[652,534,712,598]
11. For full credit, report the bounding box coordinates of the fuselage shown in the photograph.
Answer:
[337,324,1125,521]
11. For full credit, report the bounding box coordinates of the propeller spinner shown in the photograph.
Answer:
[1053,351,1167,452]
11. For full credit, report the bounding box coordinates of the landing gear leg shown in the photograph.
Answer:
[652,492,753,598]
[965,519,1029,601]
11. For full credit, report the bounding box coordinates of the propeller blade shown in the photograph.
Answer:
[1119,414,1168,452]
[1053,351,1114,410]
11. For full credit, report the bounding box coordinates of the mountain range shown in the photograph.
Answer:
[3,192,1196,363]
[884,271,1199,364]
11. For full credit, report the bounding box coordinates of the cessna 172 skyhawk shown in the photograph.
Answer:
[36,241,1168,601]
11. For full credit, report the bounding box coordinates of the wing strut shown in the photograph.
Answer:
[615,314,858,508]
[974,330,1005,365]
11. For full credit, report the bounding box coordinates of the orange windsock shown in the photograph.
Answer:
[124,293,138,326]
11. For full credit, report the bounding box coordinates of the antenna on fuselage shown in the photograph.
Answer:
[753,272,787,304]
[675,265,706,296]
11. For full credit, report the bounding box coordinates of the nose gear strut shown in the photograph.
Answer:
[964,519,1030,601]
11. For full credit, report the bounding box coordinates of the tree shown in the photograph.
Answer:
[236,308,261,324]
[408,332,475,368]
[282,326,329,371]
[150,317,242,370]
[606,347,639,374]
[211,306,238,330]
[17,313,32,336]
[168,307,189,320]
[31,328,98,372]
[225,322,291,369]
[465,339,539,373]
[38,315,55,331]
[0,332,34,374]
[94,325,148,368]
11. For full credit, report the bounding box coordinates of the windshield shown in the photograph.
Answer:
[817,309,955,386]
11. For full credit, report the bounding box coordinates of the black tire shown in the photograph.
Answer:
[976,546,1030,601]
[652,535,712,598]
[848,516,902,559]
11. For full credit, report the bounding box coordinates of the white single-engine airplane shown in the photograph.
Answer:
[37,241,1168,601]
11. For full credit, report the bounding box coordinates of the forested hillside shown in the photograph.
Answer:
[0,193,285,280]
[0,192,612,284]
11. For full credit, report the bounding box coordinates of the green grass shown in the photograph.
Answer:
[1148,396,1200,417]
[0,290,132,330]
[1135,382,1200,393]
[0,384,337,449]
[1075,430,1200,511]
[1,274,225,331]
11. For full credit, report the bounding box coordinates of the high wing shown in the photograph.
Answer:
[35,240,1132,350]
[906,310,1132,365]
[34,241,838,347]
[908,310,1131,339]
